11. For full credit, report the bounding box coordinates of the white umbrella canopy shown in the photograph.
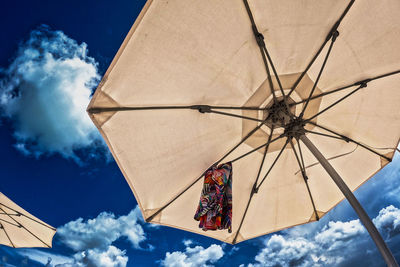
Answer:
[0,192,56,248]
[87,0,400,263]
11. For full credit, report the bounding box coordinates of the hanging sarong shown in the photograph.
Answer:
[194,162,232,233]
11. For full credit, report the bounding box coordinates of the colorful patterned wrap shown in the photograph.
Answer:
[194,162,232,233]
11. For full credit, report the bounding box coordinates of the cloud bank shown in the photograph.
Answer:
[0,25,104,163]
[244,205,400,267]
[13,207,151,267]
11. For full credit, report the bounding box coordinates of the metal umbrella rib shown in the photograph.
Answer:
[232,125,275,244]
[287,0,355,98]
[304,129,347,141]
[0,222,15,248]
[87,105,266,113]
[300,32,337,119]
[243,0,292,115]
[0,203,56,231]
[242,0,277,102]
[256,137,290,191]
[290,70,400,107]
[289,138,319,221]
[308,121,392,162]
[304,83,366,122]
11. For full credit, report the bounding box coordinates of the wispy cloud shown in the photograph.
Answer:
[15,249,73,266]
[0,25,105,163]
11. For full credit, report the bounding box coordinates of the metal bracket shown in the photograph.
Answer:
[252,183,258,194]
[252,26,265,47]
[331,30,340,42]
[190,105,211,113]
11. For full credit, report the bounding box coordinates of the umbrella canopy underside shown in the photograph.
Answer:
[88,0,400,243]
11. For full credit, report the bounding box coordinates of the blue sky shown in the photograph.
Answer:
[0,1,399,266]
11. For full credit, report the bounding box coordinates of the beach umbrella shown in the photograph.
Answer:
[87,0,400,265]
[0,192,56,248]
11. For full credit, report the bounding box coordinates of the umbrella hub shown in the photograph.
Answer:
[283,117,306,138]
[264,99,295,129]
[264,99,307,138]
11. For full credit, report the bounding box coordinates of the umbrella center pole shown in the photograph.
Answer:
[299,134,398,267]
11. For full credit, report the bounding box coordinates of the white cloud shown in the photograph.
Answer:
[160,243,224,267]
[182,240,193,247]
[251,235,319,267]
[0,25,105,163]
[56,246,128,267]
[57,206,148,251]
[314,219,365,251]
[373,205,400,238]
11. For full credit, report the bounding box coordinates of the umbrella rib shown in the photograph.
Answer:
[90,104,267,123]
[87,105,265,114]
[0,203,56,230]
[261,46,286,100]
[289,69,400,107]
[290,139,319,221]
[145,120,268,222]
[307,121,392,162]
[256,137,290,191]
[259,44,277,102]
[304,84,364,122]
[242,0,277,101]
[295,144,358,175]
[304,129,347,141]
[287,0,355,98]
[300,34,337,119]
[230,134,285,164]
[232,125,275,244]
[243,0,294,116]
[0,218,22,228]
[0,206,51,248]
[0,222,15,248]
[207,109,266,123]
[261,44,294,119]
